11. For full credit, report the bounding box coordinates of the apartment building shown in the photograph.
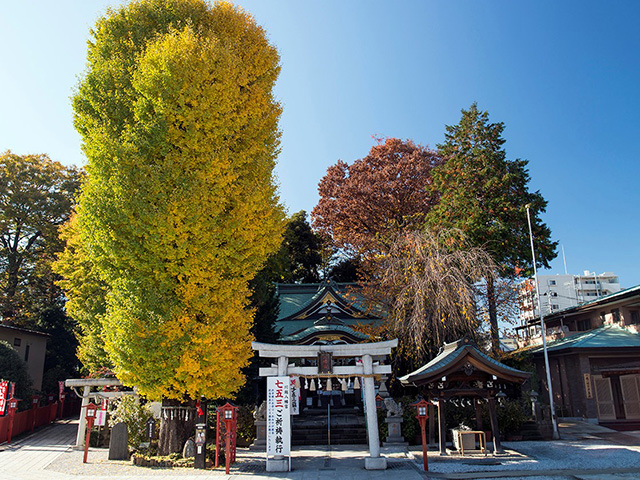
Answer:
[519,271,621,323]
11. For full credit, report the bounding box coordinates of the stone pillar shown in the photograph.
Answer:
[277,356,288,376]
[437,399,447,456]
[488,397,503,454]
[362,354,386,470]
[75,386,90,448]
[254,420,266,447]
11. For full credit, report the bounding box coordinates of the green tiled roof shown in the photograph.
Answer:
[277,290,319,320]
[530,325,640,353]
[274,281,383,342]
[281,325,370,343]
[400,337,528,385]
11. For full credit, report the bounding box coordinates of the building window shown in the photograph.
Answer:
[549,280,557,286]
[550,292,558,297]
[577,318,591,331]
[25,345,30,362]
[631,311,639,325]
[551,304,559,310]
[14,337,21,347]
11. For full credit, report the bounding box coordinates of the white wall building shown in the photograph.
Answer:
[519,271,621,323]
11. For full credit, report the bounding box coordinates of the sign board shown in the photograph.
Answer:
[59,381,65,402]
[0,381,8,416]
[146,417,156,440]
[290,376,300,415]
[267,376,290,457]
[318,352,333,374]
[584,373,593,399]
[95,409,107,426]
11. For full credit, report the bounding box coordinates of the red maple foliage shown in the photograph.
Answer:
[311,137,442,255]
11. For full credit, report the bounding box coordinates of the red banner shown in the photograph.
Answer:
[0,381,8,416]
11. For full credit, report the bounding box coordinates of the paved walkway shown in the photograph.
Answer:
[1,419,640,480]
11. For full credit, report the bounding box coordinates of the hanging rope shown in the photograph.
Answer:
[293,373,381,379]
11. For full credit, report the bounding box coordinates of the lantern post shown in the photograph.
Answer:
[413,399,430,471]
[7,397,21,444]
[31,395,40,433]
[83,402,99,463]
[216,403,238,474]
[58,381,66,420]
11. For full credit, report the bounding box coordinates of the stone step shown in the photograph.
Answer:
[291,421,368,446]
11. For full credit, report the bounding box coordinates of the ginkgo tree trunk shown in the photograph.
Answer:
[63,0,284,453]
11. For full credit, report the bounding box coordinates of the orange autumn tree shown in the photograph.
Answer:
[311,137,442,256]
[61,0,284,414]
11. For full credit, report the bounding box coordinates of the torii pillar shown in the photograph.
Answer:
[253,339,397,471]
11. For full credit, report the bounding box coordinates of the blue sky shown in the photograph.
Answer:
[1,1,639,286]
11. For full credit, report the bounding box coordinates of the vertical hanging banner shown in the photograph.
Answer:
[0,380,8,416]
[58,381,65,402]
[267,376,291,457]
[290,376,300,415]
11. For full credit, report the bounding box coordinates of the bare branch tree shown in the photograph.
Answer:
[359,228,496,365]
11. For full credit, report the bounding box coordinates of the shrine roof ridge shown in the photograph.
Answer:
[399,337,528,385]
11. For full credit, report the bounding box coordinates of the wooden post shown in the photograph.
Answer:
[488,397,503,454]
[475,398,484,431]
[215,410,221,468]
[83,417,95,463]
[428,403,436,446]
[437,399,447,456]
[31,395,39,433]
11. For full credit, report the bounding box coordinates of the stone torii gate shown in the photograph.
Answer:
[66,378,137,448]
[253,339,397,471]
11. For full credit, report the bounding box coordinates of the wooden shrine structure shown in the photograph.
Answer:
[400,337,529,455]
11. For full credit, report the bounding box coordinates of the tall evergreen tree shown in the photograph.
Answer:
[427,103,557,354]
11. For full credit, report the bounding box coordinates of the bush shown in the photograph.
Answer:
[235,405,256,446]
[109,395,151,447]
[497,399,527,434]
[0,340,33,408]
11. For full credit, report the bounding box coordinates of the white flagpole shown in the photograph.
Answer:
[526,205,560,440]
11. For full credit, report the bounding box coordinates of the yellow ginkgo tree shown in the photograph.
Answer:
[58,0,284,453]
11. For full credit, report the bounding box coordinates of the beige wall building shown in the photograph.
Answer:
[0,324,49,391]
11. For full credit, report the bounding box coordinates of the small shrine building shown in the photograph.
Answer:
[400,337,530,454]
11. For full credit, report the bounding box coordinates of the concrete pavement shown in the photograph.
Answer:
[2,419,640,480]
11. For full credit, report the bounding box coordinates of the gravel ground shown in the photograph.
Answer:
[422,439,640,474]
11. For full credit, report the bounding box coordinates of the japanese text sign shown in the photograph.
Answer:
[267,376,291,457]
[0,381,8,416]
[290,376,300,415]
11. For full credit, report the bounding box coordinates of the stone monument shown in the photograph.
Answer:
[250,401,267,450]
[108,422,129,460]
[383,398,407,446]
[182,438,196,458]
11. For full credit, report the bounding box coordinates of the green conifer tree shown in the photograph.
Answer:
[428,104,557,354]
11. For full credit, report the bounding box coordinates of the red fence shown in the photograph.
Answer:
[0,397,81,444]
